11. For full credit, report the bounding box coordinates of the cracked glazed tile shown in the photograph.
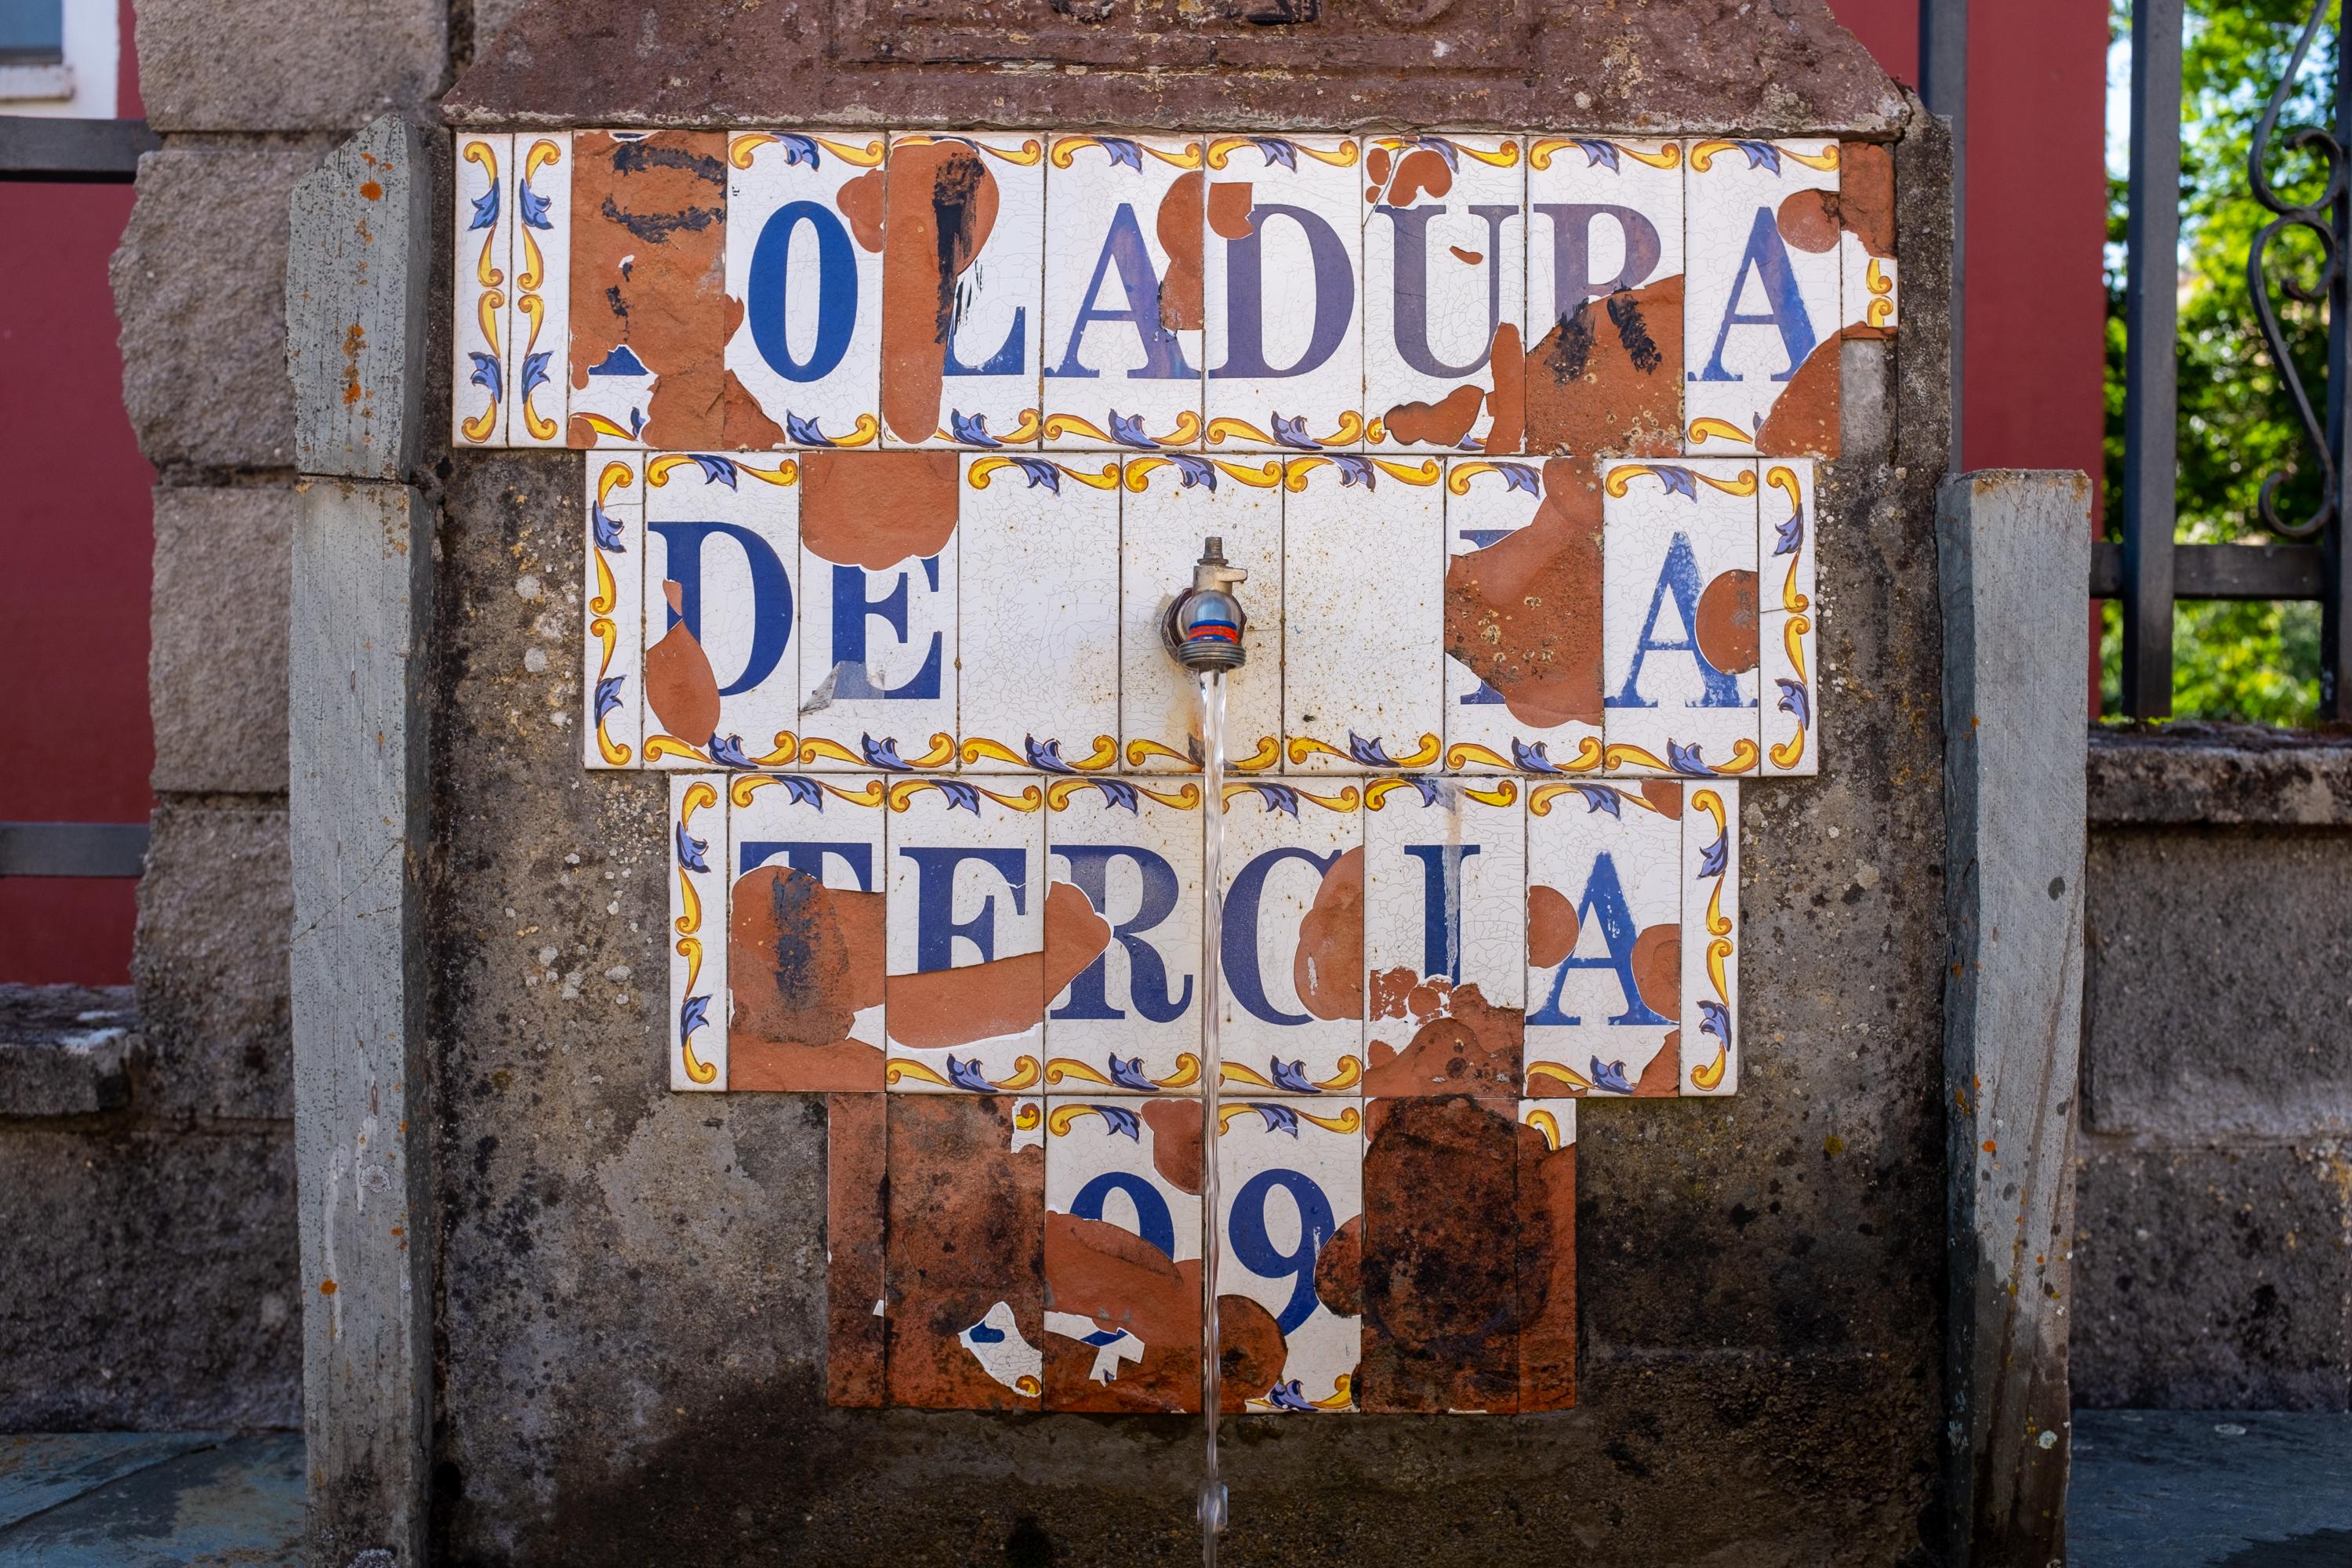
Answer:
[826,1091,887,1407]
[1282,454,1445,773]
[878,132,1046,450]
[1759,459,1820,776]
[451,132,511,448]
[1043,1095,1203,1411]
[582,452,643,769]
[1214,781,1364,1096]
[1203,134,1365,454]
[1041,134,1207,453]
[1600,457,1761,779]
[1681,779,1740,1096]
[721,129,888,452]
[726,771,890,1091]
[1839,141,1898,339]
[884,775,1049,1093]
[959,453,1122,775]
[1523,777,1682,1099]
[1362,777,1524,1098]
[885,1092,1046,1409]
[507,130,571,448]
[1215,1096,1363,1411]
[1682,137,1842,458]
[1044,777,1205,1095]
[1515,1098,1577,1410]
[1523,136,1685,457]
[1363,134,1526,457]
[1441,456,1605,776]
[568,131,729,450]
[640,450,802,771]
[668,773,728,1091]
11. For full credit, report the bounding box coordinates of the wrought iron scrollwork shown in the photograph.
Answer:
[2247,0,2347,541]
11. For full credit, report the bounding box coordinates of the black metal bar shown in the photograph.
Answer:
[2328,20,2352,719]
[1920,0,1966,474]
[0,115,157,183]
[0,822,150,878]
[2090,541,2328,601]
[2122,0,2183,718]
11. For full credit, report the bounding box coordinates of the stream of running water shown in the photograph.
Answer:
[1196,669,1228,1568]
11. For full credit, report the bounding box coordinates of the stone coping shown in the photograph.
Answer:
[2089,722,2352,828]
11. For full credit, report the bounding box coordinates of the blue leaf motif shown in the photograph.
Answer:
[1024,736,1078,774]
[591,502,625,553]
[517,178,553,230]
[1091,1105,1142,1140]
[1010,456,1063,493]
[1573,784,1623,818]
[708,733,755,769]
[1250,138,1299,171]
[1773,503,1806,557]
[1097,137,1143,171]
[1512,739,1565,775]
[1171,454,1218,491]
[521,350,553,403]
[1590,1057,1633,1094]
[1403,775,1443,806]
[1347,732,1396,768]
[860,734,910,771]
[1408,136,1462,170]
[1269,413,1316,451]
[781,776,826,809]
[1265,1379,1314,1411]
[1254,1100,1303,1133]
[625,407,647,439]
[777,133,822,168]
[594,677,623,725]
[784,411,837,448]
[1247,783,1300,817]
[468,183,499,231]
[1698,831,1729,880]
[467,352,502,397]
[1699,999,1733,1047]
[948,409,1004,447]
[1105,1054,1156,1091]
[1091,779,1140,813]
[946,1056,995,1092]
[1573,139,1622,172]
[935,781,983,815]
[689,453,740,488]
[674,822,710,873]
[1650,465,1699,500]
[1666,739,1710,775]
[1777,678,1811,730]
[1108,410,1156,448]
[1733,140,1784,173]
[1495,462,1541,495]
[1268,1058,1316,1094]
[1332,454,1376,489]
[679,993,710,1039]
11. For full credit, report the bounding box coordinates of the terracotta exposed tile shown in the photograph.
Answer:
[826,1092,888,1407]
[1043,1097,1203,1411]
[1214,1098,1363,1410]
[1515,1098,1578,1410]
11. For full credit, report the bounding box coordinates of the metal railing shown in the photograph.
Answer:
[2105,0,2352,720]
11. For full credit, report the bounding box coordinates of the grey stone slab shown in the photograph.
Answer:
[0,987,133,1117]
[0,1434,221,1532]
[0,1433,303,1566]
[2074,1140,2352,1413]
[148,486,293,796]
[2071,1410,2352,1568]
[2091,724,2352,827]
[132,0,446,132]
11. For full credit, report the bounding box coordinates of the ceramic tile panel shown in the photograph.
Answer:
[1214,1097,1363,1410]
[1760,459,1820,776]
[669,774,728,1091]
[1682,137,1843,458]
[721,130,889,452]
[640,451,802,771]
[1681,779,1740,1096]
[1202,135,1366,453]
[451,132,511,448]
[1041,134,1208,453]
[568,131,731,450]
[1359,1094,1520,1412]
[1441,456,1606,776]
[508,131,572,448]
[797,451,960,774]
[726,772,890,1090]
[1600,458,1762,779]
[1043,1095,1204,1411]
[1363,135,1526,457]
[884,775,1049,1093]
[1361,777,1524,1098]
[1215,782,1364,1096]
[877,132,1047,449]
[1283,454,1445,772]
[582,452,644,769]
[959,454,1123,775]
[1523,136,1686,457]
[1044,778,1207,1094]
[1119,454,1284,775]
[1523,778,1683,1099]
[1515,1097,1577,1410]
[1839,141,1898,339]
[826,1091,888,1406]
[885,1092,1046,1409]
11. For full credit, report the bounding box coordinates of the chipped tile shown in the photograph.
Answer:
[508,131,572,448]
[1523,778,1682,1099]
[1215,782,1363,1096]
[959,453,1123,774]
[1515,1097,1577,1410]
[884,775,1049,1093]
[826,1091,888,1407]
[582,452,644,769]
[1681,779,1740,1096]
[1839,141,1898,339]
[726,771,890,1091]
[1203,135,1365,452]
[1441,456,1605,776]
[1216,1097,1363,1410]
[1523,136,1685,456]
[1363,134,1526,456]
[1283,454,1445,773]
[1760,459,1820,777]
[640,450,802,771]
[885,1092,1046,1409]
[1041,134,1207,452]
[722,130,889,452]
[451,132,511,448]
[669,773,728,1091]
[1600,458,1762,779]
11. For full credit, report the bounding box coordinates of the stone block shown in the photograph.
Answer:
[111,143,328,473]
[0,985,134,1116]
[149,485,293,795]
[2073,1139,2352,1412]
[132,0,447,132]
[133,803,292,1120]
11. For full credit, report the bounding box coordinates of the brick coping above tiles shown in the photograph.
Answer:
[2089,722,2352,828]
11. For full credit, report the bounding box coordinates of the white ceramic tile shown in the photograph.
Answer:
[507,131,571,447]
[960,454,1123,774]
[1044,778,1206,1094]
[1682,138,1842,456]
[640,451,803,770]
[884,775,1050,1092]
[1044,1094,1204,1408]
[1523,778,1682,1098]
[1215,782,1364,1095]
[1440,457,1605,776]
[1516,1096,1577,1149]
[1283,455,1445,772]
[1843,233,1897,336]
[452,132,511,448]
[1216,1097,1363,1410]
[1203,135,1365,453]
[1759,458,1820,776]
[1600,458,1761,778]
[583,452,644,768]
[1363,135,1526,456]
[875,132,1045,449]
[1526,136,1684,341]
[723,130,889,451]
[669,773,728,1091]
[1681,779,1740,1096]
[1759,457,1817,619]
[1119,454,1284,774]
[1041,134,1207,453]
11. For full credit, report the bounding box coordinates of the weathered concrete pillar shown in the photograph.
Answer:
[1937,469,2092,1565]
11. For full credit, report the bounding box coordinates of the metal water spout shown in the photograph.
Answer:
[1163,537,1249,673]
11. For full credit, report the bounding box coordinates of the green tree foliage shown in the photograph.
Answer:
[2104,0,2334,722]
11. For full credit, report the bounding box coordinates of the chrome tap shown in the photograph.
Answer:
[1162,537,1249,673]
